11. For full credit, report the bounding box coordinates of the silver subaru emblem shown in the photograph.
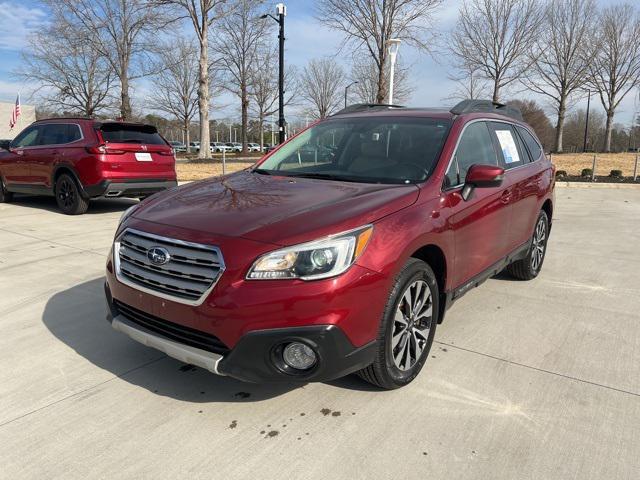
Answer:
[147,247,170,266]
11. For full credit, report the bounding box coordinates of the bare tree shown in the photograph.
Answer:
[522,0,597,153]
[249,47,297,150]
[44,0,166,120]
[444,62,488,102]
[587,4,640,152]
[155,0,230,159]
[350,55,412,104]
[16,18,114,116]
[507,99,555,151]
[316,0,442,104]
[213,0,271,155]
[300,58,345,119]
[150,38,199,152]
[452,0,544,103]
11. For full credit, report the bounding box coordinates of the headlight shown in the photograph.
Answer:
[247,225,373,280]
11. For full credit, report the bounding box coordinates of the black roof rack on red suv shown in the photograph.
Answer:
[34,116,94,122]
[450,99,523,121]
[333,103,405,116]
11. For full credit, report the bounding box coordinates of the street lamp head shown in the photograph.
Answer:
[387,38,401,56]
[260,14,268,19]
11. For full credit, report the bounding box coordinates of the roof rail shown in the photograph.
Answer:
[35,116,94,122]
[333,103,405,116]
[450,100,523,121]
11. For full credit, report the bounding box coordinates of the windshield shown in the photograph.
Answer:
[256,116,451,184]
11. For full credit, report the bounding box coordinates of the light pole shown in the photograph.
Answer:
[261,3,287,144]
[583,89,591,152]
[387,38,401,105]
[345,81,359,108]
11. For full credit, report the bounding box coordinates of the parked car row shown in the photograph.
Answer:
[172,140,272,153]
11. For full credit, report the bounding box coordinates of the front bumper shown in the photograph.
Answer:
[105,282,376,383]
[84,179,178,198]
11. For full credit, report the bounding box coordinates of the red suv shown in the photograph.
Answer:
[0,118,177,214]
[104,101,554,389]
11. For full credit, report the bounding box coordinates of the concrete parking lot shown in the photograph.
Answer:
[1,187,639,479]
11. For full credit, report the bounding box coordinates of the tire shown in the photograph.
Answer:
[506,210,549,280]
[55,173,89,215]
[357,258,439,389]
[0,177,13,203]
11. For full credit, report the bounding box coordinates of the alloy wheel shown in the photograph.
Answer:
[531,217,547,271]
[58,178,76,209]
[391,280,433,371]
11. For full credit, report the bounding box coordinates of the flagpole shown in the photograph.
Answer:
[17,93,21,132]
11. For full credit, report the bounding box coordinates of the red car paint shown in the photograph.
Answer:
[105,107,555,381]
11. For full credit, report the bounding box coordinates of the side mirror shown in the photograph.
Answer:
[0,140,11,151]
[461,164,505,201]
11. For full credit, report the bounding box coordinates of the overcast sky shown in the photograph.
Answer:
[0,0,637,127]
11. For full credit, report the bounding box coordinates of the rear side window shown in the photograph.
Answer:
[39,124,82,145]
[516,126,543,161]
[490,124,524,169]
[99,124,166,145]
[445,121,498,187]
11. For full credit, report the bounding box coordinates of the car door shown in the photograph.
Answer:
[1,125,43,186]
[31,123,83,187]
[440,120,513,289]
[488,122,540,249]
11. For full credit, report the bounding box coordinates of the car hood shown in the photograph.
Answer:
[133,170,420,245]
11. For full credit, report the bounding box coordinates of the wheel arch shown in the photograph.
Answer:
[410,244,448,324]
[52,165,88,198]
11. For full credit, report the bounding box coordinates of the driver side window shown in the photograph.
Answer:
[445,122,498,187]
[12,126,42,148]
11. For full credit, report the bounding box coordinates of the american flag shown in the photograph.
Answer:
[9,94,21,130]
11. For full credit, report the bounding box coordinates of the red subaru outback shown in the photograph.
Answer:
[104,101,555,389]
[0,118,177,214]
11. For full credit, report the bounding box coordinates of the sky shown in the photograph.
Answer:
[0,0,637,128]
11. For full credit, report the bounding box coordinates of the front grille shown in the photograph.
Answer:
[115,228,224,305]
[114,300,229,355]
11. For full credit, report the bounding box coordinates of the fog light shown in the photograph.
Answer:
[282,342,317,370]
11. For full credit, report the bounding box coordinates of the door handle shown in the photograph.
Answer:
[500,189,511,204]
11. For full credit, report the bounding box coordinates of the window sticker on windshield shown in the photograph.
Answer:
[495,130,520,164]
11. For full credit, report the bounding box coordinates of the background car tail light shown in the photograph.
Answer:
[86,144,126,155]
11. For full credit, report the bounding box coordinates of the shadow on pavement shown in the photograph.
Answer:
[42,277,300,403]
[8,194,137,215]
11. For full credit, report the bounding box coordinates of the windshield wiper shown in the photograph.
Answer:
[253,168,273,175]
[286,172,362,182]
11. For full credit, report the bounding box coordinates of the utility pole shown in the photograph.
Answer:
[262,4,287,144]
[583,89,591,152]
[345,81,359,108]
[277,4,286,144]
